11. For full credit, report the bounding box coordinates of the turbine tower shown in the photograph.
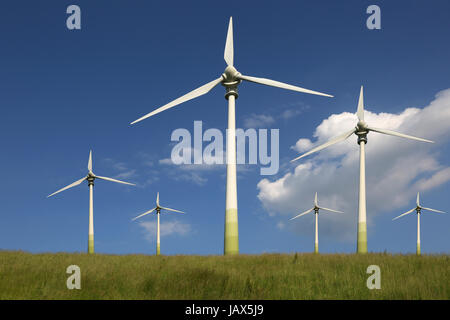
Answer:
[290,192,343,253]
[291,86,433,253]
[132,192,185,255]
[48,150,135,254]
[393,192,445,255]
[131,17,333,255]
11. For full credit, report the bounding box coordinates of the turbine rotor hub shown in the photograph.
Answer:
[357,120,368,130]
[222,66,241,100]
[222,65,241,84]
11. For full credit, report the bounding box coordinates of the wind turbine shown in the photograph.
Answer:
[132,192,185,255]
[48,150,135,254]
[393,192,445,255]
[131,17,333,255]
[290,192,343,253]
[291,86,434,254]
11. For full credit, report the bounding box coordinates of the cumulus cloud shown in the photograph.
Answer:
[158,146,224,185]
[292,138,314,153]
[242,101,309,129]
[101,158,138,182]
[139,219,191,242]
[243,114,275,128]
[279,108,303,120]
[257,89,450,242]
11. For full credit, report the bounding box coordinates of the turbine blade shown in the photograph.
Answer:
[357,86,364,121]
[131,77,224,125]
[420,206,446,214]
[94,175,135,186]
[314,192,318,207]
[318,206,344,214]
[132,207,156,221]
[47,176,87,198]
[392,208,416,220]
[237,74,333,98]
[416,192,420,207]
[160,206,185,214]
[88,150,93,172]
[224,17,234,66]
[291,128,356,162]
[367,126,434,143]
[290,208,314,220]
[156,192,160,207]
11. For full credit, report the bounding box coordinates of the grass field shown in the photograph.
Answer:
[0,250,448,299]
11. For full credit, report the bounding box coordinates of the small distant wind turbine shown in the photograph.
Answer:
[130,17,332,256]
[48,150,135,254]
[132,192,185,255]
[393,192,445,255]
[290,192,343,253]
[291,86,434,254]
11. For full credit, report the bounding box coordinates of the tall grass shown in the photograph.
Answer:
[0,251,448,299]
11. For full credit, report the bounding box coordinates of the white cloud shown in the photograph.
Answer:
[292,138,313,153]
[242,102,309,128]
[114,169,137,180]
[257,89,450,242]
[159,158,173,165]
[279,108,303,120]
[101,158,139,181]
[158,146,227,185]
[277,221,286,230]
[243,114,275,128]
[139,219,191,242]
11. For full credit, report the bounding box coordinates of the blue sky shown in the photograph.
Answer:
[0,0,449,255]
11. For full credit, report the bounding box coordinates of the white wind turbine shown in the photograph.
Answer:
[290,192,343,253]
[291,86,434,253]
[131,17,333,255]
[132,192,185,255]
[393,192,445,255]
[48,150,135,254]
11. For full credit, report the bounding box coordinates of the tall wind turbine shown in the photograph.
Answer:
[48,150,135,254]
[291,86,434,254]
[132,192,185,255]
[131,17,333,255]
[393,192,445,255]
[290,192,343,253]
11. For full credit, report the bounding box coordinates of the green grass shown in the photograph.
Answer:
[0,250,448,299]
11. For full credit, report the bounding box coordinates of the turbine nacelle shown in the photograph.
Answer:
[356,120,368,131]
[222,65,241,84]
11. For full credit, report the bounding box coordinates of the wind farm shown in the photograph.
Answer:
[291,86,434,254]
[130,17,332,255]
[0,1,449,302]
